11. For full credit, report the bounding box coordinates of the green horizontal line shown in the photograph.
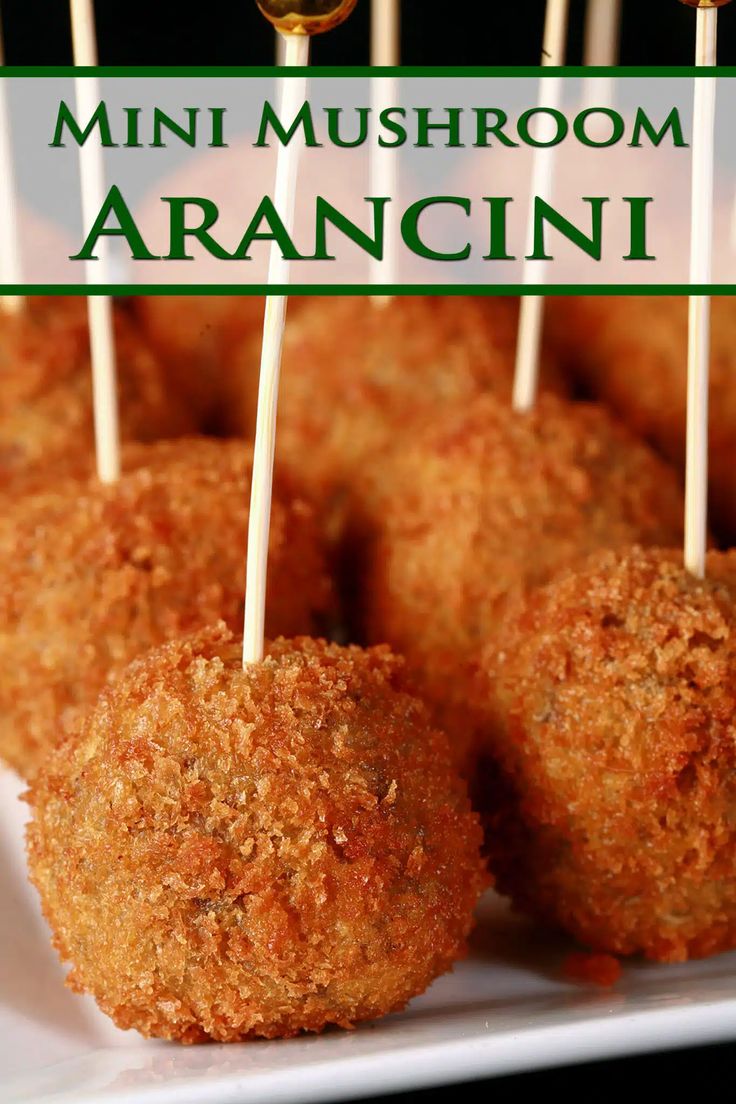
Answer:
[0,65,734,78]
[7,285,736,297]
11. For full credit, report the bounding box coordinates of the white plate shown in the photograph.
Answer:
[3,768,736,1104]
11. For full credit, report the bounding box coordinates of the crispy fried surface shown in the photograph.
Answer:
[222,296,567,531]
[546,296,736,541]
[27,629,487,1043]
[0,438,333,778]
[355,393,685,770]
[478,546,736,962]
[0,298,194,495]
[133,296,267,430]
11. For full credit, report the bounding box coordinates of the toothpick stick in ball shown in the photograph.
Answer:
[0,16,23,313]
[370,0,400,303]
[681,0,730,577]
[583,0,621,108]
[371,0,398,67]
[70,0,120,484]
[512,0,570,414]
[584,0,621,65]
[244,1,357,667]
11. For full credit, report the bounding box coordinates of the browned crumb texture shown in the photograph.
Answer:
[0,438,333,778]
[220,296,567,531]
[478,546,736,962]
[0,297,195,496]
[355,393,685,772]
[546,296,736,541]
[27,628,488,1043]
[132,295,267,430]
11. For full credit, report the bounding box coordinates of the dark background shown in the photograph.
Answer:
[0,0,735,67]
[3,0,733,1097]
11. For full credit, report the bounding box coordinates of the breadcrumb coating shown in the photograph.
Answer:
[0,298,195,496]
[132,296,267,430]
[222,296,567,534]
[0,438,333,777]
[546,296,736,541]
[478,546,736,962]
[27,628,487,1043]
[355,393,685,770]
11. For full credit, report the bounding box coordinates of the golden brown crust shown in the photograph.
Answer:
[220,296,567,535]
[478,546,736,962]
[0,438,333,777]
[132,295,267,430]
[0,298,195,496]
[546,295,736,541]
[355,393,685,771]
[27,629,487,1042]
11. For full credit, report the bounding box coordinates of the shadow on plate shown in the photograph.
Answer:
[0,782,99,1041]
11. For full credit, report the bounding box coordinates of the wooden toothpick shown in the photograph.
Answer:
[512,0,570,414]
[370,0,400,302]
[683,0,730,577]
[70,0,120,484]
[371,0,399,67]
[583,0,621,108]
[243,32,309,665]
[584,0,621,65]
[244,1,356,666]
[0,15,23,313]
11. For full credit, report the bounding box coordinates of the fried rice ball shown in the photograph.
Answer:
[132,296,267,430]
[0,297,194,496]
[546,296,736,542]
[27,628,487,1043]
[355,393,685,771]
[0,438,333,778]
[477,546,736,963]
[222,296,567,529]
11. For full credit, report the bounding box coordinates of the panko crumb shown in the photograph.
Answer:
[223,297,568,543]
[479,546,736,963]
[1,297,194,496]
[356,392,685,773]
[0,438,333,777]
[27,628,488,1043]
[547,295,736,541]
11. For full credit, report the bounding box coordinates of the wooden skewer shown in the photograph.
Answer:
[371,0,399,67]
[370,0,400,302]
[246,1,356,666]
[243,32,310,666]
[582,0,621,108]
[683,0,727,577]
[70,0,120,484]
[584,0,621,65]
[0,16,23,312]
[512,0,570,414]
